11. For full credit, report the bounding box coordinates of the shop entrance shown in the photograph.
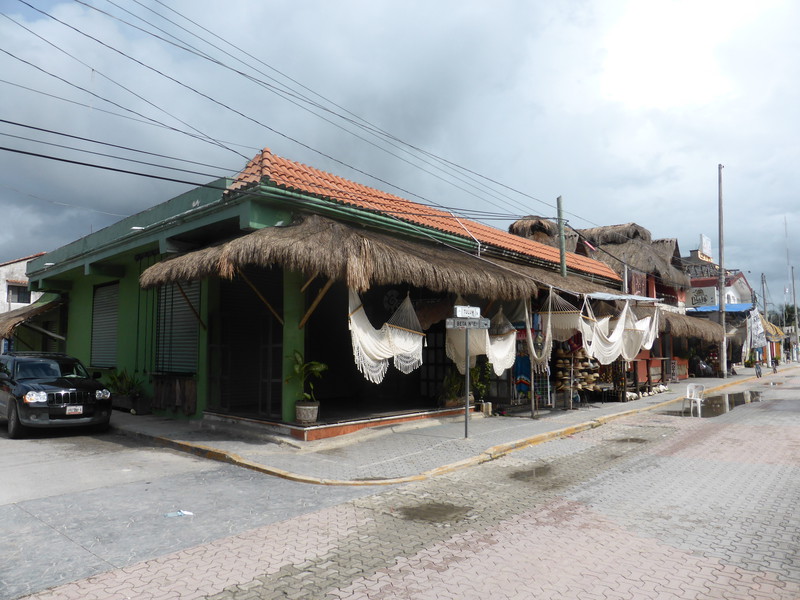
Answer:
[208,267,283,420]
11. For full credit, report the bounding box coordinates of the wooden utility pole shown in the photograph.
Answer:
[718,164,726,378]
[557,196,567,277]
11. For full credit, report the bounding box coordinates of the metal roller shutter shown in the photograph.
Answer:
[91,283,119,367]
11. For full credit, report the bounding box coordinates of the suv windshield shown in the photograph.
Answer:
[15,359,90,380]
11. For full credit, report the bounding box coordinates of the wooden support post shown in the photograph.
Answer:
[298,278,334,329]
[300,273,318,294]
[236,268,284,325]
[176,282,207,330]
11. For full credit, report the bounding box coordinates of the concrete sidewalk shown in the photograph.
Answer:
[110,366,788,486]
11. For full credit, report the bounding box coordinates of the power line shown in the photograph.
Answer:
[71,0,543,218]
[0,118,238,171]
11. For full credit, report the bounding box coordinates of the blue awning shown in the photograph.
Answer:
[686,303,754,313]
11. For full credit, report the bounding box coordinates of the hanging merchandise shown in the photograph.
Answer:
[539,292,585,342]
[583,301,629,364]
[487,307,517,375]
[348,289,426,384]
[446,305,517,376]
[513,351,531,394]
[524,294,553,373]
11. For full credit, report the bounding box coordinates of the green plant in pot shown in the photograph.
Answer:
[470,362,492,402]
[286,351,328,424]
[107,369,146,414]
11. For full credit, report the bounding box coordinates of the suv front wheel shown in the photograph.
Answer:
[7,401,26,439]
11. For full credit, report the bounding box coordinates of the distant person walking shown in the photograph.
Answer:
[755,361,762,378]
[772,357,779,374]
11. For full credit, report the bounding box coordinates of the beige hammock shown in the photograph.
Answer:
[445,305,517,376]
[348,289,426,384]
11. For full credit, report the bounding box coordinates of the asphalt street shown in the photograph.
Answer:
[3,368,800,599]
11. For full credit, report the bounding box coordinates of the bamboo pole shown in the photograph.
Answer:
[299,278,335,329]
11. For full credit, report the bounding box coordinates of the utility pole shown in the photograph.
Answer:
[793,266,799,361]
[557,196,567,278]
[718,164,726,378]
[762,273,772,365]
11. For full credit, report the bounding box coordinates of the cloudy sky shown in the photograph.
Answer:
[1,0,799,311]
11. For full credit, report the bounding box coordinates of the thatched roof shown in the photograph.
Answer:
[141,215,546,299]
[576,224,690,288]
[0,293,63,339]
[508,216,578,252]
[636,306,723,342]
[580,223,652,245]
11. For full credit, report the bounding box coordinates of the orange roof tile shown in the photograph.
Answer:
[228,148,620,282]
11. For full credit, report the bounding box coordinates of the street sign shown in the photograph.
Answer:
[446,317,491,330]
[454,305,481,319]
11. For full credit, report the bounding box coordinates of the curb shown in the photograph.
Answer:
[116,369,794,486]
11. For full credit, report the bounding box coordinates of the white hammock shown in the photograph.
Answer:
[348,289,426,384]
[582,301,660,364]
[446,306,517,376]
[540,292,598,343]
[524,294,553,374]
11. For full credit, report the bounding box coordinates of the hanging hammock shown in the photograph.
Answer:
[540,292,588,342]
[348,289,426,384]
[524,293,553,374]
[445,302,517,376]
[487,306,517,375]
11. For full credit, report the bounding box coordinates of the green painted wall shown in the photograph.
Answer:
[282,269,305,421]
[62,255,156,399]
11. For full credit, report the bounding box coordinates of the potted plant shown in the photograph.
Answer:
[439,368,465,408]
[286,351,328,424]
[107,369,147,414]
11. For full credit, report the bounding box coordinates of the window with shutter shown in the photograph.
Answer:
[156,282,200,373]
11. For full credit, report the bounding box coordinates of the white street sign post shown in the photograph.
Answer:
[446,307,491,438]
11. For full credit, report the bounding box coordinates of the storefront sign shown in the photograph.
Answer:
[446,317,491,329]
[690,286,718,307]
[454,305,481,318]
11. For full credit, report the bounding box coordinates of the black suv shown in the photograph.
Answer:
[0,352,112,438]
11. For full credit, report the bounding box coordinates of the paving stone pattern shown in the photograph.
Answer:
[20,384,800,600]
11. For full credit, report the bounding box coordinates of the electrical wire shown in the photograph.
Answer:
[67,0,542,218]
[6,0,722,283]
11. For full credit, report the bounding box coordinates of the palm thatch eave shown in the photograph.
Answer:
[140,215,544,300]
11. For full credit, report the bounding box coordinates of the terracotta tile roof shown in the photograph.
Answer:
[228,148,620,282]
[0,252,46,269]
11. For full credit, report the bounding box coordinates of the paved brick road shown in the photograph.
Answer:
[20,381,800,600]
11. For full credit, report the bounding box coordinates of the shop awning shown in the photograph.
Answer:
[140,214,622,301]
[0,293,63,339]
[635,306,724,343]
[760,315,785,342]
[687,303,754,313]
[587,292,660,303]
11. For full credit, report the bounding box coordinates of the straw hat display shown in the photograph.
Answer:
[551,348,600,392]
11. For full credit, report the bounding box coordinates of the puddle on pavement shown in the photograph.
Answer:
[396,502,471,523]
[508,463,570,491]
[509,464,553,482]
[680,390,762,418]
[611,437,648,444]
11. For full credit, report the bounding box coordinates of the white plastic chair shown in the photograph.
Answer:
[682,383,705,417]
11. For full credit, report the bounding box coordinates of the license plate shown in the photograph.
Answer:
[66,405,83,415]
